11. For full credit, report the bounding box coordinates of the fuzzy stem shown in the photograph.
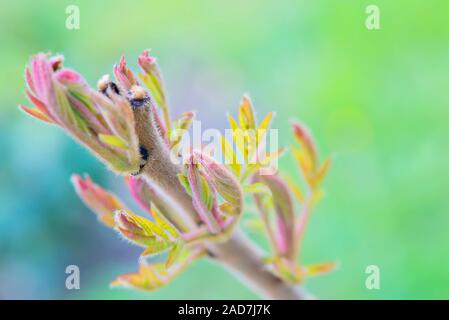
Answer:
[134,98,311,299]
[208,231,313,300]
[134,104,199,231]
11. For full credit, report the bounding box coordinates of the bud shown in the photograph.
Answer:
[178,151,244,238]
[137,49,157,75]
[193,151,243,216]
[127,85,150,108]
[225,95,279,177]
[97,74,111,92]
[54,68,85,86]
[137,50,170,129]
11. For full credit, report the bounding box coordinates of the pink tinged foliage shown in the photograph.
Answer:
[249,122,335,284]
[137,49,157,74]
[20,49,334,294]
[192,151,243,216]
[178,151,243,237]
[292,121,317,168]
[186,159,221,234]
[21,53,141,174]
[115,210,160,247]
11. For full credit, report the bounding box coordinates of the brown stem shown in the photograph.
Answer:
[133,97,312,299]
[208,231,313,300]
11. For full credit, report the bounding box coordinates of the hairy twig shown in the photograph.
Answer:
[133,97,309,299]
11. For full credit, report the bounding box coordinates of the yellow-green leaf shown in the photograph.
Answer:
[238,95,255,130]
[99,134,127,149]
[165,242,183,268]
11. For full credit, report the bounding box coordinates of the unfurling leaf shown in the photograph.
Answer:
[71,174,124,227]
[23,53,141,175]
[116,209,182,268]
[138,49,171,130]
[292,121,317,169]
[225,96,277,180]
[115,209,159,246]
[187,161,221,234]
[252,173,295,259]
[114,55,138,91]
[238,95,256,130]
[194,152,243,216]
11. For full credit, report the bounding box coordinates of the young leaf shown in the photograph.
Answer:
[238,95,256,130]
[165,242,184,268]
[99,134,127,149]
[304,261,337,277]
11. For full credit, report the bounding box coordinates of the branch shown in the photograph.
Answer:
[133,98,312,299]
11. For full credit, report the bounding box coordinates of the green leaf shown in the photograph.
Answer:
[178,173,191,195]
[140,239,171,257]
[199,174,213,211]
[99,134,127,149]
[153,207,179,238]
[165,242,184,268]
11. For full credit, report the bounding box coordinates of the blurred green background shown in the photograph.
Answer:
[0,0,448,299]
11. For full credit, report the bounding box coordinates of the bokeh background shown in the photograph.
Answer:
[0,0,448,299]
